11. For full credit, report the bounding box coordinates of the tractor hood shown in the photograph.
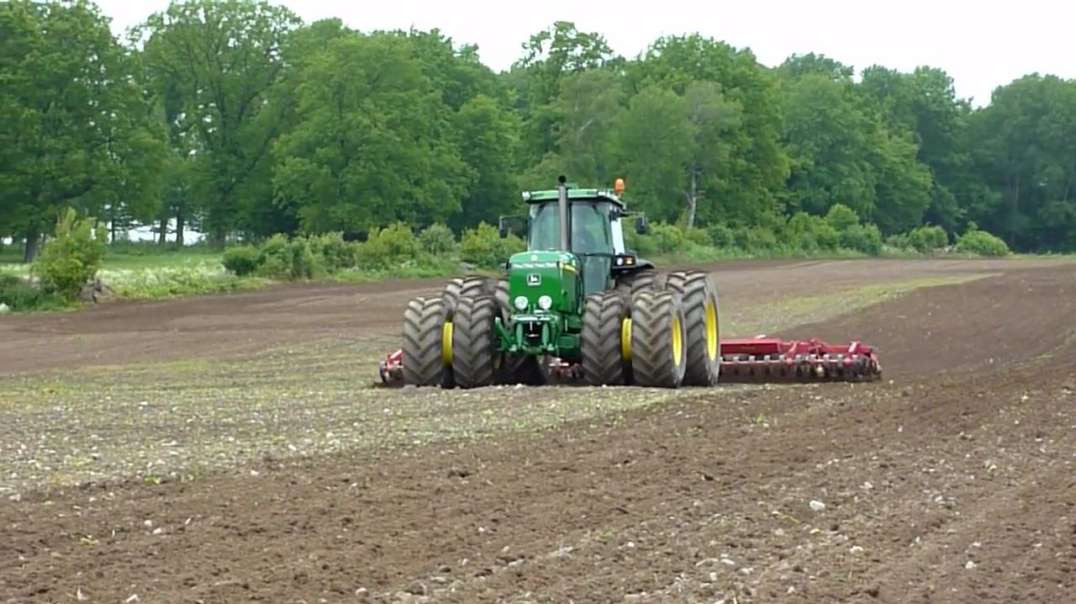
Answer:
[506,250,581,315]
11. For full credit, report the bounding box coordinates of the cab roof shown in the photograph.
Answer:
[522,187,626,209]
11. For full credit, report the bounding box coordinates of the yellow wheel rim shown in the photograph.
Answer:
[705,300,719,361]
[442,320,454,366]
[621,318,633,362]
[671,315,683,366]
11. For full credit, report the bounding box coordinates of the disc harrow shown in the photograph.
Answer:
[718,337,881,383]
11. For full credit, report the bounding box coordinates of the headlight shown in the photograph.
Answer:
[514,295,529,310]
[538,295,553,310]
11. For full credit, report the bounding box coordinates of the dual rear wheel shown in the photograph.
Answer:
[402,275,544,389]
[581,269,721,388]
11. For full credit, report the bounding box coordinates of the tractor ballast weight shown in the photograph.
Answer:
[385,178,881,389]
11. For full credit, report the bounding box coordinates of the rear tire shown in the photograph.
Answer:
[630,290,687,388]
[666,270,721,386]
[581,291,629,386]
[402,297,451,387]
[442,276,494,314]
[451,295,502,389]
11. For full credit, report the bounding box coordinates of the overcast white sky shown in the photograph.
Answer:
[97,0,1074,107]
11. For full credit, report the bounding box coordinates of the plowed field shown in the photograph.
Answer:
[2,258,1074,603]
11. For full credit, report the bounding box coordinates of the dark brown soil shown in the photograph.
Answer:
[2,260,1075,603]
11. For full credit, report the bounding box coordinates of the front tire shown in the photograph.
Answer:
[402,297,452,387]
[451,295,503,389]
[581,291,629,386]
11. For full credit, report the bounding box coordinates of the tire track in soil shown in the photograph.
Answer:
[2,265,1075,603]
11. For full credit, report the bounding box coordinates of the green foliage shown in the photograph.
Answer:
[307,232,356,273]
[222,246,261,276]
[256,235,324,280]
[955,229,1010,257]
[825,204,860,232]
[908,225,949,253]
[682,226,712,247]
[460,222,524,269]
[840,224,883,256]
[706,224,735,248]
[102,265,261,300]
[358,223,419,270]
[4,6,1075,257]
[0,0,167,254]
[624,228,657,256]
[419,223,458,256]
[0,274,66,311]
[735,227,780,253]
[785,213,840,251]
[649,223,688,253]
[33,209,107,301]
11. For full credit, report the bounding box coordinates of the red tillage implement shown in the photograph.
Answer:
[378,336,880,386]
[718,337,881,382]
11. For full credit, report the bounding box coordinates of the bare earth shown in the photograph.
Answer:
[1,258,1074,603]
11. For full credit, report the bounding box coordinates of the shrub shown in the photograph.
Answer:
[885,232,913,251]
[735,226,779,253]
[419,223,458,256]
[256,234,323,280]
[358,223,419,270]
[908,225,949,253]
[460,222,524,269]
[650,222,687,253]
[706,224,735,248]
[785,212,840,251]
[222,245,260,276]
[0,274,65,311]
[840,224,883,255]
[308,232,357,272]
[955,229,1010,257]
[33,208,107,301]
[624,228,657,256]
[682,226,712,247]
[825,204,860,232]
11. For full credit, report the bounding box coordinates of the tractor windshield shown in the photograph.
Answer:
[528,201,614,255]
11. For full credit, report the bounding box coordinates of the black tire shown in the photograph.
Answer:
[665,270,721,386]
[451,295,502,389]
[615,268,657,294]
[581,291,628,386]
[442,275,494,314]
[402,296,451,387]
[630,289,687,388]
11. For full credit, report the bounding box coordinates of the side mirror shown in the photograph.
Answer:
[635,215,650,235]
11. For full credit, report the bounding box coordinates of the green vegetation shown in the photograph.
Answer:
[956,226,1011,257]
[0,1,1063,312]
[33,209,106,300]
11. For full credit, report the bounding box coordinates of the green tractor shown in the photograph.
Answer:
[396,176,721,389]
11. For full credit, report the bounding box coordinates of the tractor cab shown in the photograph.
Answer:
[501,177,651,297]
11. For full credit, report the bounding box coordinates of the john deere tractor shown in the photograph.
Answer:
[400,176,721,389]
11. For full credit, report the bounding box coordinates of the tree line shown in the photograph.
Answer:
[2,0,1075,261]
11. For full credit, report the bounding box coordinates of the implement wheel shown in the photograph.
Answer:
[630,289,687,388]
[402,296,452,387]
[581,291,629,386]
[666,270,721,386]
[451,295,503,389]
